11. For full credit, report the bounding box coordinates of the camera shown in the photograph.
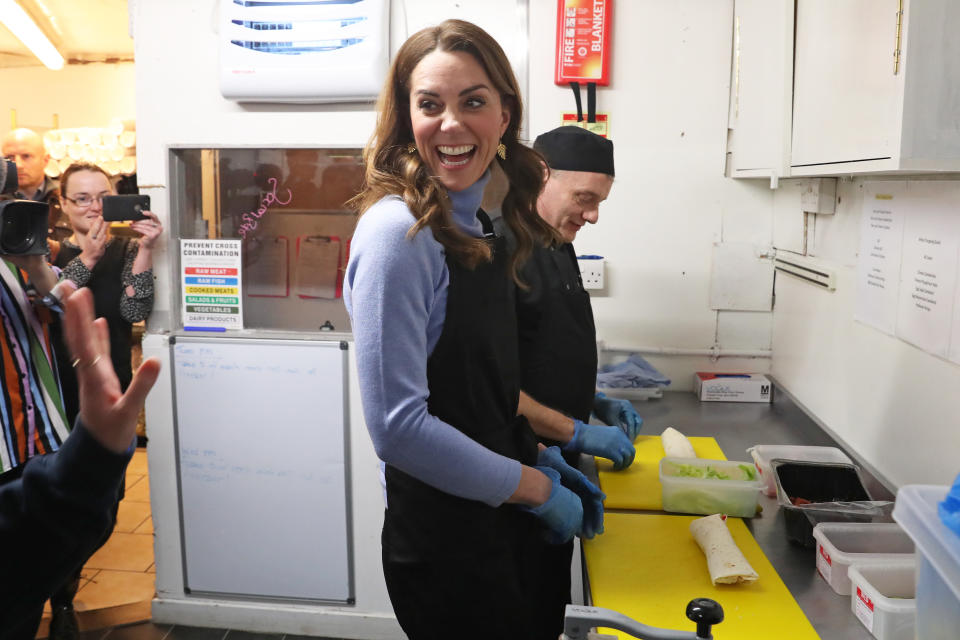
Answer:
[0,159,50,255]
[2,159,18,195]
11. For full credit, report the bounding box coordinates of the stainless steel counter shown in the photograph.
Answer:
[583,387,896,640]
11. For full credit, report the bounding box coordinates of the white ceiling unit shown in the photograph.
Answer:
[219,0,389,103]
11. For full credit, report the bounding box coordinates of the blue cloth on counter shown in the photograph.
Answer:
[939,472,960,537]
[596,354,671,389]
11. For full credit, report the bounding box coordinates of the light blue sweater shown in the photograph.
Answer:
[344,173,522,507]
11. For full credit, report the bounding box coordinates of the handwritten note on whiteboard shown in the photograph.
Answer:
[856,182,906,335]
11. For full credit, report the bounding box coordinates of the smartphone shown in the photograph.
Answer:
[101,194,150,222]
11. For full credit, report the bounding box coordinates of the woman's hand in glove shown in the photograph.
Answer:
[537,446,605,537]
[521,466,585,544]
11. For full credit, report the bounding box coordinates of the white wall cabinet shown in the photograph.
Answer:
[791,0,960,176]
[725,0,794,179]
[728,0,960,180]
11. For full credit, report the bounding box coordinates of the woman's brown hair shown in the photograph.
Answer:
[352,19,556,280]
[60,162,112,197]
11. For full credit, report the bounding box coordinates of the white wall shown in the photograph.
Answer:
[0,62,135,136]
[772,177,960,488]
[528,1,774,388]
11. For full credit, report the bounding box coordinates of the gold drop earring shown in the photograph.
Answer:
[407,143,417,154]
[497,141,507,160]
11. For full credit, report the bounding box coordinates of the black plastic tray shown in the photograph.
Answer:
[771,459,874,548]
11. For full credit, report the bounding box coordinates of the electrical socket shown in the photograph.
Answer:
[578,257,604,290]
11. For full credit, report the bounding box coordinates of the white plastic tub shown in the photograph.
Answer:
[747,444,851,497]
[813,522,914,595]
[659,457,761,518]
[848,560,916,640]
[893,485,960,640]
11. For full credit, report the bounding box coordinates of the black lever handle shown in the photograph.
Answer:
[686,598,724,639]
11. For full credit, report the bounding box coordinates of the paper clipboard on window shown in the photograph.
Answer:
[294,235,344,299]
[246,236,289,298]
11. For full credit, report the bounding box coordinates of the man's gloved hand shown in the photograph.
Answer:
[537,446,605,538]
[593,392,644,441]
[523,466,584,544]
[563,420,636,471]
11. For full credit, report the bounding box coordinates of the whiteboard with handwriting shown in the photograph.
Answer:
[172,337,352,602]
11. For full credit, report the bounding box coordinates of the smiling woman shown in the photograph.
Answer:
[408,49,510,193]
[344,19,578,640]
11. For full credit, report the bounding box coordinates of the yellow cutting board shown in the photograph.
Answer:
[596,436,727,510]
[584,512,821,639]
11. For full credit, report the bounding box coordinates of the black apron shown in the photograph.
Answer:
[381,211,550,639]
[517,242,598,428]
[52,238,133,425]
[515,242,599,639]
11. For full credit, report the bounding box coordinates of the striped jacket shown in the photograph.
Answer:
[0,260,69,474]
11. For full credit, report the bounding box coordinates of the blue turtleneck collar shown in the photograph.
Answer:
[448,170,491,238]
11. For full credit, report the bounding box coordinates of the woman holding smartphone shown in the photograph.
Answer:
[43,162,162,638]
[53,162,161,406]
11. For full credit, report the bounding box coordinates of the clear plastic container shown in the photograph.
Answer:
[659,457,761,518]
[747,444,852,497]
[812,522,915,595]
[893,485,960,640]
[848,560,916,640]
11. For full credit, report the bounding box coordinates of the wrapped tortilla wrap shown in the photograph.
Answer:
[690,514,759,585]
[661,427,697,459]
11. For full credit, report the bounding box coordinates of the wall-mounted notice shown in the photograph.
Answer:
[855,182,906,335]
[181,239,243,330]
[894,182,960,358]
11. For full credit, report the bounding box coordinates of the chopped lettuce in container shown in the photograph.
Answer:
[667,462,757,481]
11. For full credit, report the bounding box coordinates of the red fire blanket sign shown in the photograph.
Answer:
[555,0,612,86]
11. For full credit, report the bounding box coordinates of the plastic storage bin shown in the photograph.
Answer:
[772,459,889,548]
[848,560,916,640]
[659,457,761,518]
[893,485,960,640]
[812,522,915,595]
[747,444,851,497]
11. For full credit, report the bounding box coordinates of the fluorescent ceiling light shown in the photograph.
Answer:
[0,0,64,70]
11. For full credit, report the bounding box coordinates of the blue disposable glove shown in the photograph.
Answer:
[940,472,960,536]
[523,466,584,544]
[537,446,605,538]
[563,419,636,471]
[593,392,644,441]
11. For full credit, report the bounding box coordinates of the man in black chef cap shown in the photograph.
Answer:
[494,125,644,638]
